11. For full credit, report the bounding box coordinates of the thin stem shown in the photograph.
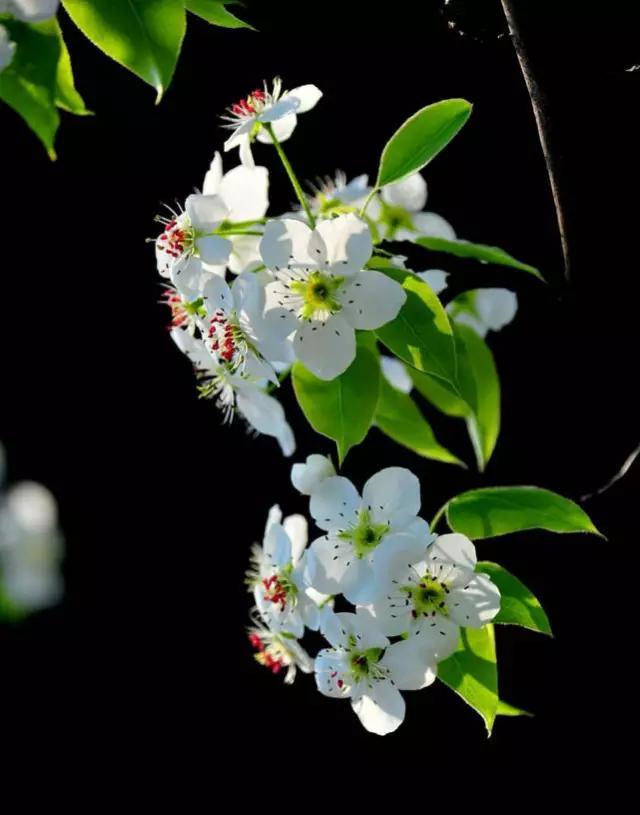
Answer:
[500,0,571,280]
[215,229,263,237]
[263,123,315,228]
[220,218,267,229]
[359,187,379,218]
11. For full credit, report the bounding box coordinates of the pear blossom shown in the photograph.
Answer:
[0,26,15,72]
[290,453,335,495]
[315,609,437,735]
[248,505,332,638]
[367,533,501,662]
[0,447,63,613]
[306,467,432,604]
[448,288,518,338]
[371,172,456,242]
[155,152,269,278]
[223,77,322,167]
[248,618,313,684]
[260,214,406,380]
[308,172,370,216]
[0,0,58,21]
[171,328,295,456]
[417,269,449,294]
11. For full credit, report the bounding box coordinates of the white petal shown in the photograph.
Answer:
[381,173,427,212]
[381,638,437,691]
[381,356,413,394]
[5,482,57,534]
[258,97,299,122]
[185,193,228,232]
[362,467,421,527]
[283,514,308,565]
[228,234,262,275]
[171,255,213,299]
[340,270,406,330]
[291,453,335,495]
[202,151,223,195]
[351,680,405,735]
[196,235,232,265]
[309,475,360,531]
[286,84,322,113]
[314,213,372,277]
[260,218,315,270]
[448,574,501,627]
[239,136,255,169]
[413,615,460,661]
[262,521,291,569]
[307,534,353,595]
[475,288,518,333]
[417,269,449,294]
[170,329,216,372]
[256,112,298,143]
[9,0,58,23]
[293,313,356,380]
[0,26,15,71]
[218,164,269,222]
[371,531,431,586]
[429,533,477,569]
[201,274,233,314]
[411,211,456,240]
[315,649,352,698]
[264,504,283,535]
[224,121,253,151]
[236,385,293,454]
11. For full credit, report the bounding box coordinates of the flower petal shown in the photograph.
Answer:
[258,97,299,122]
[224,120,253,151]
[236,385,295,456]
[202,151,223,195]
[260,218,315,270]
[309,475,360,531]
[307,534,354,595]
[201,273,233,314]
[262,521,292,568]
[411,211,456,240]
[185,193,228,232]
[413,614,460,661]
[417,269,449,294]
[282,514,308,565]
[256,112,298,143]
[218,164,269,222]
[171,255,214,299]
[447,574,501,627]
[291,454,335,495]
[381,637,437,691]
[293,313,356,380]
[429,533,477,569]
[381,356,413,394]
[351,679,405,735]
[381,172,428,212]
[340,270,406,330]
[475,288,518,333]
[362,467,421,527]
[315,213,372,277]
[315,649,352,698]
[286,84,322,113]
[195,235,232,265]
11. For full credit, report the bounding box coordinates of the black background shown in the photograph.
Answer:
[0,0,638,785]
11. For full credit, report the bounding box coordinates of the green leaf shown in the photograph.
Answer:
[374,375,465,467]
[292,345,380,465]
[0,19,60,158]
[438,625,498,735]
[54,21,91,115]
[376,98,472,188]
[372,266,458,390]
[446,486,603,539]
[62,0,187,101]
[496,699,532,718]
[186,0,254,28]
[415,236,543,280]
[477,561,552,636]
[0,582,28,623]
[409,324,500,471]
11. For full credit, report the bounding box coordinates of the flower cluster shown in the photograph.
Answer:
[246,454,501,735]
[0,0,59,72]
[0,443,63,616]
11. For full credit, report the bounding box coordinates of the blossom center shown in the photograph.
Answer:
[248,632,286,674]
[158,217,193,258]
[338,508,389,559]
[262,565,297,612]
[207,309,248,367]
[290,271,345,320]
[347,644,384,682]
[230,88,266,119]
[406,574,449,618]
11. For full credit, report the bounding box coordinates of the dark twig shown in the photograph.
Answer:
[500,0,571,280]
[580,442,640,501]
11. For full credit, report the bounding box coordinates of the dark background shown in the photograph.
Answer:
[0,0,638,784]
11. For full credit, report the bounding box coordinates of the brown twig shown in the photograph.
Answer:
[500,0,571,280]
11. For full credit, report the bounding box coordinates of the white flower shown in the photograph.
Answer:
[0,481,63,612]
[0,25,15,72]
[248,504,332,638]
[309,172,371,215]
[315,608,437,735]
[380,356,413,394]
[248,618,313,685]
[367,533,501,662]
[371,172,456,242]
[417,269,449,294]
[448,288,518,338]
[290,453,335,495]
[260,214,406,380]
[223,77,322,167]
[306,467,431,604]
[171,328,295,456]
[0,0,58,22]
[155,151,269,278]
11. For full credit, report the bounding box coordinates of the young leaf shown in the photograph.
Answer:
[54,21,91,115]
[186,0,254,28]
[292,345,380,465]
[445,486,603,539]
[496,699,532,718]
[477,561,552,636]
[438,625,499,735]
[62,0,187,101]
[415,235,543,280]
[376,99,472,188]
[372,266,458,390]
[374,376,465,467]
[0,19,60,158]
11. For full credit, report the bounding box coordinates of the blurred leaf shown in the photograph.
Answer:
[376,98,472,188]
[446,486,603,539]
[54,20,91,115]
[415,235,542,280]
[478,561,552,635]
[292,344,380,465]
[374,375,465,467]
[62,0,186,101]
[186,0,254,29]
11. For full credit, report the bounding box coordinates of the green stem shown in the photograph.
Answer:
[263,123,315,228]
[359,187,379,218]
[220,218,267,229]
[215,229,263,237]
